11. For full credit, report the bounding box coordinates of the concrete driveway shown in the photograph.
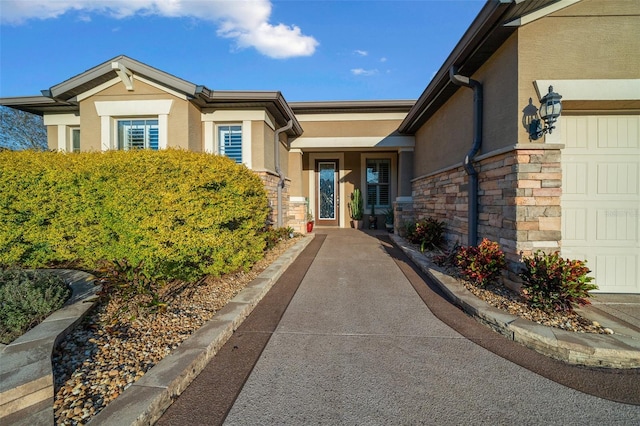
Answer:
[159,230,640,425]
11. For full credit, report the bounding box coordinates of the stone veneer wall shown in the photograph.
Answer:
[411,144,563,281]
[288,198,308,235]
[254,171,290,228]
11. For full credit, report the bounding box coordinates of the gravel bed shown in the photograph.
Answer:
[419,249,612,335]
[52,238,299,425]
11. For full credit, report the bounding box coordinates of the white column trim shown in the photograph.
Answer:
[242,120,252,169]
[158,114,169,149]
[204,121,215,153]
[101,116,111,151]
[57,126,66,152]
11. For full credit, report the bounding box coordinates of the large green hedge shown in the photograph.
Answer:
[0,149,269,281]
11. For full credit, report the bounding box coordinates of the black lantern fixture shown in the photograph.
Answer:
[529,85,563,140]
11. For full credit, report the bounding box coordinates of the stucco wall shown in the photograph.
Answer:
[79,78,190,151]
[517,0,640,141]
[187,102,202,152]
[252,121,267,170]
[413,35,519,177]
[46,126,57,150]
[300,120,403,138]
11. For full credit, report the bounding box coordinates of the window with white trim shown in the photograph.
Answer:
[218,125,242,163]
[70,128,80,152]
[117,119,159,150]
[366,158,391,208]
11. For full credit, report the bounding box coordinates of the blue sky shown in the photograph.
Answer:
[0,0,485,102]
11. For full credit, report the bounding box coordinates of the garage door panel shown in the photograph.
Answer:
[561,115,639,293]
[594,252,638,293]
[597,116,639,148]
[597,163,638,195]
[596,208,638,242]
[562,207,588,241]
[563,162,588,195]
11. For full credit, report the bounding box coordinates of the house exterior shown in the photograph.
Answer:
[1,0,638,294]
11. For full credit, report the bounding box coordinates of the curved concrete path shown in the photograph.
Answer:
[160,230,640,425]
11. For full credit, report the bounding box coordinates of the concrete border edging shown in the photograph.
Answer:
[391,234,640,369]
[87,235,314,426]
[0,270,100,424]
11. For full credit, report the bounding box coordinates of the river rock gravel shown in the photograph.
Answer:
[52,238,299,425]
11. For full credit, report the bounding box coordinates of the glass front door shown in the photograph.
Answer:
[316,160,339,226]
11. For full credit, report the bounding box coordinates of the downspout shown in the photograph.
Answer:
[449,67,482,246]
[274,120,293,227]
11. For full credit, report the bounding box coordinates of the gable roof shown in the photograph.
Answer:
[399,0,580,134]
[0,55,302,136]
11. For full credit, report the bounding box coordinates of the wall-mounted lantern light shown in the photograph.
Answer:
[524,85,563,141]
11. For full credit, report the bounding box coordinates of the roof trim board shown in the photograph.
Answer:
[398,0,572,134]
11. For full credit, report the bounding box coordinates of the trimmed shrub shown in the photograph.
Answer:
[519,251,597,312]
[455,239,506,286]
[0,270,71,344]
[407,217,445,252]
[0,149,269,281]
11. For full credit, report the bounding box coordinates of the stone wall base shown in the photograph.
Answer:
[411,144,563,279]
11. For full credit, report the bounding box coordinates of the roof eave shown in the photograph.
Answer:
[290,100,416,114]
[49,55,199,100]
[399,0,514,134]
[198,90,303,136]
[399,0,574,134]
[0,96,77,116]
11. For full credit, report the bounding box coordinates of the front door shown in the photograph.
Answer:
[316,160,339,226]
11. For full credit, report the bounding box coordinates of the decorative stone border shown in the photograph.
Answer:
[391,234,640,369]
[0,270,101,425]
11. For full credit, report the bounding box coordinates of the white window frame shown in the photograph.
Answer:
[360,153,397,214]
[69,127,80,152]
[94,100,172,151]
[216,124,244,164]
[117,119,160,150]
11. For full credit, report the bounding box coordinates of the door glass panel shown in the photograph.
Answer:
[319,162,336,220]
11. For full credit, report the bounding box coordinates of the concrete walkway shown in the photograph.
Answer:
[161,230,640,425]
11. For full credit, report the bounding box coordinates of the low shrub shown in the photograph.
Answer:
[407,217,445,252]
[519,251,597,312]
[263,227,295,251]
[455,239,506,286]
[0,149,269,282]
[0,270,71,344]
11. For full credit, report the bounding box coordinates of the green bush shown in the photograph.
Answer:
[519,251,597,312]
[455,239,506,286]
[406,217,445,252]
[0,150,269,281]
[0,270,71,344]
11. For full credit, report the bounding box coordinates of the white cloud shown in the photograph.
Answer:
[380,57,387,63]
[0,0,318,59]
[351,68,378,77]
[354,49,368,56]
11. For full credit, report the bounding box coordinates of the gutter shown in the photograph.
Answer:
[274,120,293,227]
[449,67,482,247]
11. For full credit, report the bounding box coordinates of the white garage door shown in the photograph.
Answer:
[561,115,639,293]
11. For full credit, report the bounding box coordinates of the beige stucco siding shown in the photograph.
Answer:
[251,121,270,171]
[413,35,518,177]
[187,102,202,152]
[79,78,191,150]
[300,120,403,138]
[413,91,473,177]
[46,126,57,151]
[518,0,640,141]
